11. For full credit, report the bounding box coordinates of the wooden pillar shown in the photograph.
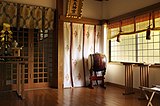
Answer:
[55,0,64,89]
[121,62,135,95]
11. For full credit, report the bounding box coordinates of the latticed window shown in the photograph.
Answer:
[111,34,136,62]
[108,10,160,63]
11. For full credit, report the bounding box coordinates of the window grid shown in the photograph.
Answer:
[111,34,136,62]
[110,31,160,63]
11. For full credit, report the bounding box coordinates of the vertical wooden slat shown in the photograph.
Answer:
[42,7,45,83]
[28,29,34,88]
[122,63,134,95]
[93,25,96,53]
[70,23,73,87]
[138,64,151,99]
[125,65,126,92]
[21,63,25,99]
[82,24,86,86]
[139,65,150,87]
[140,66,142,86]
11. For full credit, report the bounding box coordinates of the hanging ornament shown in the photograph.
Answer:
[0,23,13,55]
[146,13,152,40]
[117,21,122,42]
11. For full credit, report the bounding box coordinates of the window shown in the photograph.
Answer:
[111,34,136,62]
[110,31,160,63]
[137,31,160,63]
[108,10,160,63]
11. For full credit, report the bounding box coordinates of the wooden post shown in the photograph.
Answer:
[17,62,21,96]
[21,63,25,99]
[121,62,135,95]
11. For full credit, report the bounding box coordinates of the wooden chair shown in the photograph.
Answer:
[88,53,106,88]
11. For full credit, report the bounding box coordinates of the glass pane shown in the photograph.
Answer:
[154,50,159,56]
[154,57,160,63]
[154,43,159,49]
[110,34,136,62]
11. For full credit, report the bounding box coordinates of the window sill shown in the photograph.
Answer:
[108,61,160,68]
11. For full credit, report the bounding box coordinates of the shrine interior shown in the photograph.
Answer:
[0,0,160,106]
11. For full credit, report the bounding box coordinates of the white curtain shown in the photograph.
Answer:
[64,22,71,88]
[84,24,95,85]
[95,25,102,53]
[64,23,101,87]
[72,23,84,87]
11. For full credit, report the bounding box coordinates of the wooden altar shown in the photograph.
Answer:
[0,56,27,99]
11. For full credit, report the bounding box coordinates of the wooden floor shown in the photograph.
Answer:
[0,85,159,106]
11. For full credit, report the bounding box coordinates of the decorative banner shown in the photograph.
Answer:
[44,8,54,30]
[0,1,54,29]
[20,4,34,28]
[83,24,95,85]
[66,0,83,19]
[0,1,17,27]
[72,23,84,87]
[64,22,72,88]
[19,4,43,29]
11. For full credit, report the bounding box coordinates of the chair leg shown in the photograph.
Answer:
[147,91,155,106]
[89,71,93,89]
[100,70,106,89]
[89,69,106,89]
[94,71,98,86]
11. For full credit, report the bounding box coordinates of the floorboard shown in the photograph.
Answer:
[0,85,159,106]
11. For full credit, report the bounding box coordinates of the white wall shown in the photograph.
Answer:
[4,0,56,8]
[102,0,160,19]
[106,63,160,88]
[82,0,103,19]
